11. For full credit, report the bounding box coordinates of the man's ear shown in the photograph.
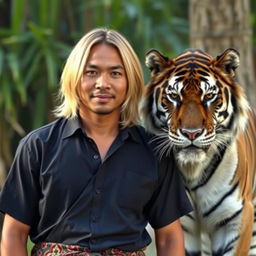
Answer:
[215,48,240,77]
[145,49,169,76]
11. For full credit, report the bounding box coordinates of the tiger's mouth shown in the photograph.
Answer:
[174,145,210,153]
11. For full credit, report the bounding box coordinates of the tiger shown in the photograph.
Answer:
[141,48,256,256]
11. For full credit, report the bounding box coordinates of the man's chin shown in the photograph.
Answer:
[92,108,115,115]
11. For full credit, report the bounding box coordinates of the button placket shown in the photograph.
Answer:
[90,164,106,246]
[92,215,97,222]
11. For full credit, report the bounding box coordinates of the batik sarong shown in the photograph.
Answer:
[31,242,146,256]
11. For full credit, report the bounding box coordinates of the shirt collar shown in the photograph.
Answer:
[62,116,83,139]
[62,116,141,143]
[120,126,141,143]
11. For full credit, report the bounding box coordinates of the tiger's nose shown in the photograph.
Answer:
[181,128,203,140]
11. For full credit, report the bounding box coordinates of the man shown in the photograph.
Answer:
[0,28,192,256]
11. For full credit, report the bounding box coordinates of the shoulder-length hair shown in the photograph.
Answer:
[54,28,144,127]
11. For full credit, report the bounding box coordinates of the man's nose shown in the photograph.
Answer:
[95,74,110,89]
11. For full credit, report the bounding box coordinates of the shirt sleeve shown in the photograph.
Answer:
[146,154,193,229]
[0,136,41,226]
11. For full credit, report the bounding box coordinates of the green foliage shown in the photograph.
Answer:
[0,0,188,169]
[0,0,69,166]
[27,238,34,254]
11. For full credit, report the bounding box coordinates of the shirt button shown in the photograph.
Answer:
[93,154,99,160]
[92,216,97,222]
[91,238,96,243]
[95,189,101,195]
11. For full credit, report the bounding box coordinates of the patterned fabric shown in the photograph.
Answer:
[31,242,146,256]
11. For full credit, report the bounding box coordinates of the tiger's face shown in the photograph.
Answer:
[142,48,249,180]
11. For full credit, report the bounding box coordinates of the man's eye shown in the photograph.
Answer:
[111,71,122,77]
[85,70,98,77]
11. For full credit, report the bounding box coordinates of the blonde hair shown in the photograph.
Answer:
[54,28,144,127]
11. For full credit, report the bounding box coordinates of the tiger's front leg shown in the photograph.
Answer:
[211,200,254,256]
[211,225,239,256]
[180,212,204,256]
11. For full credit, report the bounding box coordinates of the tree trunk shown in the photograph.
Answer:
[189,0,256,108]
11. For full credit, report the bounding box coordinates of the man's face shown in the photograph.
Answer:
[79,43,128,116]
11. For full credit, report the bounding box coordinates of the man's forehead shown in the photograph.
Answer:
[85,63,124,70]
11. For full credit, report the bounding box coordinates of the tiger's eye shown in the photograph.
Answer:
[170,92,179,99]
[205,93,213,99]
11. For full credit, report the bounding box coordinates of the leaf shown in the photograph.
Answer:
[24,50,43,88]
[7,52,27,104]
[21,43,39,69]
[39,0,48,27]
[0,28,12,36]
[28,22,44,42]
[0,48,4,77]
[28,22,52,43]
[32,88,47,129]
[1,31,32,45]
[11,0,25,34]
[44,47,58,88]
[1,75,14,114]
[48,0,61,29]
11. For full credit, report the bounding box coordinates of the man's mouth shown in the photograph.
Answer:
[93,94,113,98]
[91,94,114,103]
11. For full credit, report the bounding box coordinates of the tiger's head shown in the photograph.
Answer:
[141,48,250,181]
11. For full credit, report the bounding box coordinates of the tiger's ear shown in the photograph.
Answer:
[215,48,240,77]
[145,49,169,76]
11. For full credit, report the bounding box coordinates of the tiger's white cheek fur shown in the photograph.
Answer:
[151,91,169,130]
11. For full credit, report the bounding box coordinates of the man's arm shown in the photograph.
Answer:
[155,219,185,256]
[1,214,30,256]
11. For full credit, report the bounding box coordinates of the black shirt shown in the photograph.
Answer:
[0,117,192,251]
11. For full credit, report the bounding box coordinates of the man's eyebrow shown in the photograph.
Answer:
[110,65,124,70]
[85,64,98,69]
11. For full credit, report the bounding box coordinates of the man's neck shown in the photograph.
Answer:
[79,111,120,137]
[79,110,121,160]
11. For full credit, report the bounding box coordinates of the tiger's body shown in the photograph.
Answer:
[141,48,256,255]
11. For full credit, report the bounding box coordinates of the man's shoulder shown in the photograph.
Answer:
[131,125,175,163]
[129,125,163,156]
[20,118,66,147]
[130,125,155,142]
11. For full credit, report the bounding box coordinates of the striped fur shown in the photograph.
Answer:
[141,48,256,255]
